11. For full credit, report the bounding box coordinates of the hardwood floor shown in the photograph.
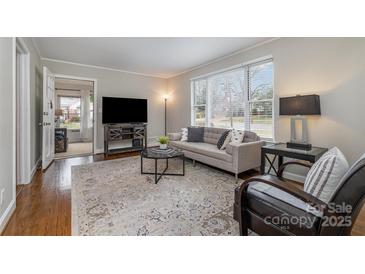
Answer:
[2,153,365,236]
[2,152,138,236]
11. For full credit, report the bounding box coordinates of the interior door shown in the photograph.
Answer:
[42,66,55,170]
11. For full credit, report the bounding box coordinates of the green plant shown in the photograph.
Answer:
[158,136,169,144]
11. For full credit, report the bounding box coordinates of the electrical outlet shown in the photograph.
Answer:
[0,188,5,207]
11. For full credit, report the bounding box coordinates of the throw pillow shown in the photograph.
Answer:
[187,127,204,142]
[217,130,231,150]
[181,128,188,141]
[231,129,245,144]
[304,147,349,203]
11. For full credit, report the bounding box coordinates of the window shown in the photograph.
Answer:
[207,68,245,129]
[58,96,81,129]
[192,79,207,127]
[248,61,274,139]
[191,59,274,140]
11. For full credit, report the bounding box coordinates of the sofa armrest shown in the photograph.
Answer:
[167,132,182,141]
[229,140,265,173]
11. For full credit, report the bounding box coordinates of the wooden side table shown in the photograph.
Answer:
[260,143,328,176]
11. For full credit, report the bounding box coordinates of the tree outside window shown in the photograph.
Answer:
[191,59,274,140]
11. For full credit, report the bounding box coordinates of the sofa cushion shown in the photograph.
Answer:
[170,141,232,163]
[188,127,204,142]
[204,127,228,145]
[226,143,233,155]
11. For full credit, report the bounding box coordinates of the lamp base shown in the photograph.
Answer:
[286,142,312,151]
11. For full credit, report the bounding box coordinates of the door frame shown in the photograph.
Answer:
[15,38,31,184]
[53,74,98,155]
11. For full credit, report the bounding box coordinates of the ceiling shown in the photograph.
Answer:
[34,37,272,78]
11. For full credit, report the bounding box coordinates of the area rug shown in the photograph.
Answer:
[72,156,246,236]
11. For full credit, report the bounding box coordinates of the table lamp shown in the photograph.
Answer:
[279,94,321,150]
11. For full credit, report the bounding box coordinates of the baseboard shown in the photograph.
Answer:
[30,157,41,181]
[265,166,306,183]
[0,198,16,234]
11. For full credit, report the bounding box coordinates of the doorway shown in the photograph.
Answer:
[53,77,95,159]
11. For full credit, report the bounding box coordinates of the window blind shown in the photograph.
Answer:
[191,59,274,140]
[247,61,274,139]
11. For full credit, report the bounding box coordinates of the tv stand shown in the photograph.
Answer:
[104,123,147,156]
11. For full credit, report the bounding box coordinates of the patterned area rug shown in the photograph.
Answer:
[72,156,246,236]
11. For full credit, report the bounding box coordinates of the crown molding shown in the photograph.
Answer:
[41,57,169,79]
[37,38,280,80]
[167,37,281,79]
[30,38,42,59]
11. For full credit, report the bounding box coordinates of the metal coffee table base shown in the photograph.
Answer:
[141,156,185,184]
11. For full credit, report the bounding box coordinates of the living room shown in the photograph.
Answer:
[1,1,364,273]
[2,36,364,236]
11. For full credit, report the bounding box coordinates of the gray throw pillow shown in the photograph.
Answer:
[187,127,204,142]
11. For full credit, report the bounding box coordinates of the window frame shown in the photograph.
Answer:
[191,57,274,141]
[191,79,208,127]
[246,60,274,141]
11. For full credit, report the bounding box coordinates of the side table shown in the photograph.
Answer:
[260,143,328,176]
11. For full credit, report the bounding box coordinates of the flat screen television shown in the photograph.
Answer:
[102,97,148,124]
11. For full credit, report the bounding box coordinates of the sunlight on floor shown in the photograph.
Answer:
[55,142,93,158]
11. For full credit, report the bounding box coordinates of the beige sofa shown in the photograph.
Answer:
[168,127,265,180]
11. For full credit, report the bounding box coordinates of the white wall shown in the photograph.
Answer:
[0,38,15,232]
[167,38,365,175]
[43,59,168,151]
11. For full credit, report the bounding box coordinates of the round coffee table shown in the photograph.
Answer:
[141,147,185,184]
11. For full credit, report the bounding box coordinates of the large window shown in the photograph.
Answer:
[191,59,274,140]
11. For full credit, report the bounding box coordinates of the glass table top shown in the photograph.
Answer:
[263,143,328,156]
[141,146,184,159]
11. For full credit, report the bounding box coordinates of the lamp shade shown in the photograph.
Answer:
[279,95,321,115]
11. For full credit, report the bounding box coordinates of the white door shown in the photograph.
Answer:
[42,66,55,170]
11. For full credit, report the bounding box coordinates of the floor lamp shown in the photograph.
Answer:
[163,94,169,136]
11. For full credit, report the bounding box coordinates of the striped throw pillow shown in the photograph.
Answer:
[304,147,349,203]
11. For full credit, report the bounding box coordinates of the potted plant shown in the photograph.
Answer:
[158,136,169,149]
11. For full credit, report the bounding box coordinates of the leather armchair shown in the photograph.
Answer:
[234,155,365,236]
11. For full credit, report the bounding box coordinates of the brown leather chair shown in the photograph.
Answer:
[233,155,365,236]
